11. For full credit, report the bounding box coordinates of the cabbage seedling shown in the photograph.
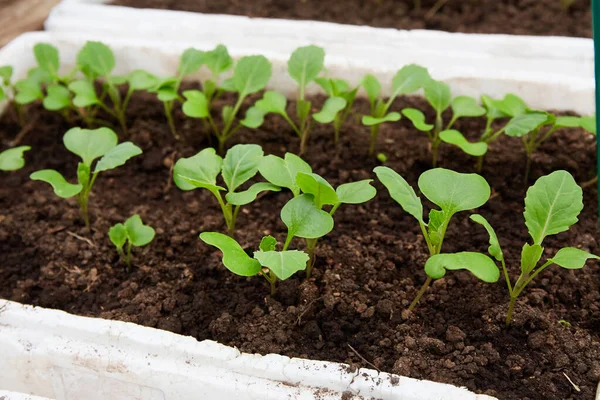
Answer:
[314,77,359,144]
[362,65,430,156]
[0,146,30,171]
[374,167,497,311]
[109,214,155,271]
[30,127,142,229]
[173,144,280,236]
[0,65,27,127]
[181,54,272,153]
[470,170,599,326]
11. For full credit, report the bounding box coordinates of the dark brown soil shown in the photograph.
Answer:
[1,87,599,400]
[111,0,592,38]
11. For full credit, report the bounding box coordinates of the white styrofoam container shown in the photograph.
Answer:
[43,0,595,114]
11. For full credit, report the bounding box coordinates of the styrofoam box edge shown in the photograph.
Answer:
[0,391,53,400]
[44,0,595,114]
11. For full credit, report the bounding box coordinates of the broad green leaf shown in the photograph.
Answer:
[128,70,159,90]
[374,166,423,225]
[520,243,543,274]
[424,80,451,114]
[281,194,334,239]
[220,77,236,92]
[496,94,527,117]
[68,80,99,107]
[331,79,350,94]
[418,168,490,217]
[362,112,401,126]
[315,77,335,96]
[451,96,486,119]
[151,77,179,102]
[402,108,433,131]
[335,180,376,204]
[200,232,262,276]
[361,74,381,104]
[504,113,548,137]
[30,170,83,198]
[254,250,309,280]
[469,214,503,262]
[157,88,178,102]
[181,90,209,118]
[313,97,346,123]
[240,106,265,129]
[178,48,205,77]
[580,116,596,134]
[255,91,287,115]
[109,223,127,250]
[550,247,600,269]
[0,65,13,84]
[33,43,59,78]
[204,44,233,75]
[233,55,272,97]
[14,79,43,104]
[0,146,30,171]
[77,41,115,76]
[391,64,430,98]
[173,148,224,192]
[222,144,263,192]
[124,214,155,247]
[424,252,499,282]
[481,94,508,120]
[225,182,281,206]
[94,142,142,173]
[287,45,325,89]
[524,170,583,244]
[259,235,277,252]
[27,67,52,85]
[296,172,339,206]
[439,130,488,156]
[107,75,128,86]
[555,116,581,128]
[64,127,118,166]
[259,153,312,196]
[43,84,70,111]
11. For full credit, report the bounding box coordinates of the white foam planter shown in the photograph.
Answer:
[44,0,595,114]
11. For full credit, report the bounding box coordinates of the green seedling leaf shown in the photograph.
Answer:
[33,43,59,78]
[555,116,581,128]
[30,170,83,198]
[225,182,281,206]
[281,193,334,239]
[424,80,451,114]
[520,243,543,274]
[424,252,499,282]
[254,250,309,280]
[222,144,263,191]
[580,116,596,134]
[233,55,272,97]
[451,96,486,119]
[14,79,43,104]
[124,214,155,247]
[504,112,548,137]
[205,44,233,75]
[0,65,13,84]
[469,214,503,262]
[550,247,600,269]
[362,112,401,126]
[152,77,179,102]
[63,127,118,166]
[391,64,430,98]
[313,97,347,123]
[288,45,325,89]
[128,70,159,90]
[297,99,311,121]
[374,166,423,224]
[77,41,115,77]
[221,105,234,125]
[43,84,71,111]
[94,142,142,173]
[255,91,287,114]
[77,163,91,189]
[524,170,583,244]
[179,48,205,77]
[69,80,99,107]
[27,66,52,85]
[426,209,446,247]
[481,94,508,120]
[259,153,312,196]
[182,90,209,118]
[336,180,376,204]
[109,223,127,250]
[315,77,335,96]
[0,146,30,171]
[259,235,277,252]
[200,232,262,276]
[240,107,265,129]
[173,148,224,192]
[296,172,339,206]
[402,108,434,131]
[439,130,488,156]
[107,75,128,86]
[361,74,381,104]
[418,168,490,217]
[496,94,527,117]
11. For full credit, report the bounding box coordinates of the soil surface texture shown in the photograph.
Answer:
[112,0,592,38]
[1,87,599,400]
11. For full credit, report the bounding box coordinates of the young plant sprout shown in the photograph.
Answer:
[470,170,599,326]
[314,77,359,144]
[402,79,486,167]
[30,127,142,229]
[362,64,430,156]
[374,167,498,311]
[173,144,280,236]
[0,65,27,128]
[0,146,30,171]
[109,214,155,271]
[181,54,272,153]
